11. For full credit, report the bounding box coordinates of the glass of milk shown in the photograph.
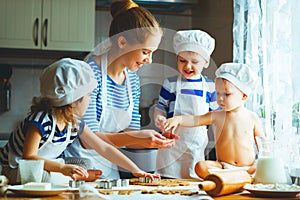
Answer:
[254,138,288,184]
[19,159,44,184]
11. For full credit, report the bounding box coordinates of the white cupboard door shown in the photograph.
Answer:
[42,0,95,51]
[0,0,42,49]
[0,0,95,51]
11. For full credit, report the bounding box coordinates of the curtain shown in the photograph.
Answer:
[233,0,300,168]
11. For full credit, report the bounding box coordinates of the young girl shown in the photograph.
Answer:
[64,0,168,179]
[0,58,159,184]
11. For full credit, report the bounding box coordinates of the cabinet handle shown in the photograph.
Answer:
[33,18,39,46]
[42,19,48,47]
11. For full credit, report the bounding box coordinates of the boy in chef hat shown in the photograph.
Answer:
[162,62,265,179]
[154,30,219,179]
[0,58,160,184]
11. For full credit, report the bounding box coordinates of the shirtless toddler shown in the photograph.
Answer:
[163,62,265,179]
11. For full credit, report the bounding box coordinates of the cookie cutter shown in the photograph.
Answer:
[69,180,85,188]
[97,179,129,189]
[97,180,113,189]
[139,177,161,183]
[111,179,129,187]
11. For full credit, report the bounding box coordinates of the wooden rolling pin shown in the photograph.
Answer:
[198,170,253,197]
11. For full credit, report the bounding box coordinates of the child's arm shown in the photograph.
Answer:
[163,112,213,133]
[80,125,159,180]
[22,125,88,180]
[93,129,178,148]
[252,113,266,152]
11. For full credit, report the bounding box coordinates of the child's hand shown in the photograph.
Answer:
[162,116,181,134]
[132,170,160,181]
[85,169,103,182]
[61,164,89,180]
[155,115,167,130]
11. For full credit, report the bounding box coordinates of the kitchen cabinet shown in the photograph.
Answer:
[0,0,95,51]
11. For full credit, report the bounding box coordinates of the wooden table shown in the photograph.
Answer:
[0,191,81,200]
[1,179,300,200]
[1,190,300,200]
[214,191,300,200]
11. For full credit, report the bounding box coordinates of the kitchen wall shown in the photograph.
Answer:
[192,0,233,76]
[0,67,41,133]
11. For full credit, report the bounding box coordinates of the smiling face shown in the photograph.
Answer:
[122,49,154,72]
[215,78,247,111]
[120,32,162,72]
[177,51,207,79]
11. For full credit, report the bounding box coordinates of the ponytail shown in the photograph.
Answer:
[109,0,162,44]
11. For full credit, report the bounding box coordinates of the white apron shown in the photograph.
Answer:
[65,54,134,179]
[9,118,71,183]
[38,118,72,184]
[156,75,209,179]
[38,117,71,159]
[8,117,71,169]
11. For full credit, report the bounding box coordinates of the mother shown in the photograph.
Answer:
[64,0,176,179]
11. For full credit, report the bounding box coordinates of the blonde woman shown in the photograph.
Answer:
[64,0,177,179]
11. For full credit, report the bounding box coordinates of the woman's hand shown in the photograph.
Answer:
[132,170,160,181]
[127,129,179,148]
[60,164,89,180]
[161,131,177,139]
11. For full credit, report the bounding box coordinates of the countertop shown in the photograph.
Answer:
[1,181,300,200]
[1,190,300,200]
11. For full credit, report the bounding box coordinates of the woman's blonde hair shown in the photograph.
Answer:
[30,97,83,125]
[109,0,162,44]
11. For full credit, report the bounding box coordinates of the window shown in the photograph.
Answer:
[233,0,300,167]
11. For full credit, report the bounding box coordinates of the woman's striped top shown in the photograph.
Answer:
[83,58,141,132]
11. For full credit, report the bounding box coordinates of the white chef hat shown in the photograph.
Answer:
[40,58,97,107]
[173,30,215,61]
[215,63,258,96]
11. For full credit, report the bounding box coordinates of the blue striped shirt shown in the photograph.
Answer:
[0,112,83,167]
[83,58,141,132]
[155,75,218,118]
